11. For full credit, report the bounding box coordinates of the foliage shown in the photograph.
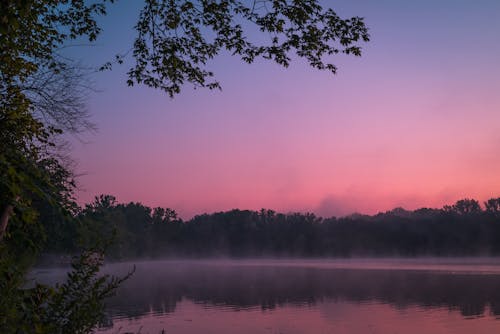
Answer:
[484,198,500,215]
[0,247,132,334]
[0,2,120,332]
[42,250,133,334]
[77,195,179,258]
[128,0,370,96]
[69,196,500,259]
[0,0,110,218]
[443,198,481,215]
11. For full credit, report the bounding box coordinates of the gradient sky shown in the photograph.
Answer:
[69,0,500,218]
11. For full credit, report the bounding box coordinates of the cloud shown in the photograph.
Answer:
[315,194,362,218]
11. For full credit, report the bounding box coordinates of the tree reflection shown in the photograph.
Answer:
[103,262,500,321]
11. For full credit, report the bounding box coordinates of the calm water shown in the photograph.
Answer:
[32,259,500,333]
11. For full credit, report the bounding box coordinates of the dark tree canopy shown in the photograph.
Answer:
[128,0,370,96]
[60,196,500,259]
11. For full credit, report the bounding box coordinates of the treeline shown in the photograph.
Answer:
[41,195,500,258]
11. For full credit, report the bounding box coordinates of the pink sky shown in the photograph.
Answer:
[71,0,500,218]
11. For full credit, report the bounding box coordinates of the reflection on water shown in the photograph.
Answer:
[32,259,500,333]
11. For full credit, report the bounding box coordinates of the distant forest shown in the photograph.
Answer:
[39,195,500,259]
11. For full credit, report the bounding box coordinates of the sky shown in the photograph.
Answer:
[69,0,500,218]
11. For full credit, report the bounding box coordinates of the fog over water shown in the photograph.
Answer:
[32,258,500,333]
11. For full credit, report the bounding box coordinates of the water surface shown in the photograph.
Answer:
[32,259,500,333]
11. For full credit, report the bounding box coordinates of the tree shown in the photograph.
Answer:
[127,0,370,96]
[1,0,108,242]
[1,1,120,332]
[485,198,500,215]
[444,199,482,215]
[1,0,369,332]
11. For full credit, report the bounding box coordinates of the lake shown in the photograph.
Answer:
[32,258,500,333]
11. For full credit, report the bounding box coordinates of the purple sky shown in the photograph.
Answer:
[70,0,500,218]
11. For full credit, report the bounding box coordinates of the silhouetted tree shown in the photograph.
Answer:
[127,0,370,96]
[444,199,482,215]
[56,196,500,259]
[485,198,500,215]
